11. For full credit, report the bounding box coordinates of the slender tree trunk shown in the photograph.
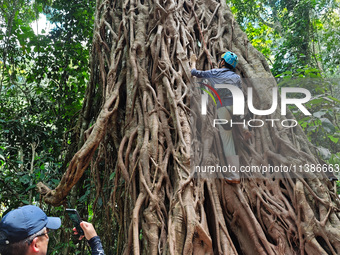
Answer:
[37,0,340,254]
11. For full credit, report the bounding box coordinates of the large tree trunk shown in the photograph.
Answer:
[37,0,340,254]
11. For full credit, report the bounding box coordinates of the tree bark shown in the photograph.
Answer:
[37,0,340,254]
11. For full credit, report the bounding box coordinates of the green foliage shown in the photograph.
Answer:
[228,0,340,191]
[277,72,340,177]
[284,74,340,191]
[0,0,95,254]
[227,0,340,76]
[319,10,340,76]
[244,22,277,61]
[1,0,339,253]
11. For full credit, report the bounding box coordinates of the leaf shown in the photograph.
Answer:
[307,126,317,132]
[79,190,91,202]
[328,96,340,103]
[320,118,335,133]
[21,200,30,205]
[51,179,59,185]
[313,111,326,118]
[97,197,103,207]
[25,184,36,192]
[109,172,116,180]
[20,174,30,185]
[308,98,324,105]
[317,147,331,160]
[328,135,339,144]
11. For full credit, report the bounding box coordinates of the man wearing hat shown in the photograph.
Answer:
[0,205,104,255]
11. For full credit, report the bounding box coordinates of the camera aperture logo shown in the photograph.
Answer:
[197,82,223,107]
[197,82,312,128]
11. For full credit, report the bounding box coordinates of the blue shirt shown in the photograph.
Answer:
[191,68,241,107]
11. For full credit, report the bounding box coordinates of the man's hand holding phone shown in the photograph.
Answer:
[66,209,84,236]
[73,221,98,240]
[66,209,98,241]
[66,208,104,254]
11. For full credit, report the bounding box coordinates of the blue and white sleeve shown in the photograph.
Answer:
[88,236,105,255]
[191,68,214,78]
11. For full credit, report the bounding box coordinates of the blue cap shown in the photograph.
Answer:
[0,205,61,245]
[221,51,238,68]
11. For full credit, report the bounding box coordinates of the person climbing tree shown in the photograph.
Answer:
[191,52,250,183]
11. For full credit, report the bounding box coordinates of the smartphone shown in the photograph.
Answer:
[65,209,84,236]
